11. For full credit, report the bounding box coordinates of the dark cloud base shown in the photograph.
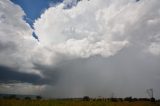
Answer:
[0,65,48,85]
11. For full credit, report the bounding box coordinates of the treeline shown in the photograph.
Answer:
[82,96,156,102]
[1,95,158,102]
[1,95,42,100]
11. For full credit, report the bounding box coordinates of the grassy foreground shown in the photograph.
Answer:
[0,99,160,106]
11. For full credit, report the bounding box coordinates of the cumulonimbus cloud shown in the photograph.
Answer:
[34,0,130,58]
[0,0,160,98]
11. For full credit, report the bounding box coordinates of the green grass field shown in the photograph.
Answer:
[0,99,160,106]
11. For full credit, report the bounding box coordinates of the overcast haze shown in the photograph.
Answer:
[0,0,160,99]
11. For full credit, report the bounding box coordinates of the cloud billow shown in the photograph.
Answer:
[0,0,160,98]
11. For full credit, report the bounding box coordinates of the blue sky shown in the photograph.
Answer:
[11,0,63,27]
[11,0,63,41]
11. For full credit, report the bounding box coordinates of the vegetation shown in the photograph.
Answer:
[24,97,31,100]
[0,98,160,106]
[36,96,42,100]
[83,96,90,101]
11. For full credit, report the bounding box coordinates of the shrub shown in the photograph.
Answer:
[124,97,132,102]
[150,97,155,102]
[9,95,17,99]
[25,97,31,100]
[83,96,90,101]
[36,96,42,100]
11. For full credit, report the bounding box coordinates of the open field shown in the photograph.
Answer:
[0,99,160,106]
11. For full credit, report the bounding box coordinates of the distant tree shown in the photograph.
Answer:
[36,96,42,100]
[83,96,90,101]
[25,96,31,100]
[157,99,160,102]
[150,97,155,102]
[146,88,155,102]
[118,98,123,102]
[132,98,138,102]
[138,98,150,101]
[110,98,118,102]
[124,97,132,102]
[9,95,17,99]
[3,96,9,99]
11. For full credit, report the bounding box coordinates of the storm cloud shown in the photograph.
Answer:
[0,0,160,99]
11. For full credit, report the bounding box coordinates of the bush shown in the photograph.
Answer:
[25,97,31,100]
[150,97,155,102]
[83,96,90,101]
[110,98,118,102]
[9,95,17,99]
[124,97,132,102]
[36,96,42,100]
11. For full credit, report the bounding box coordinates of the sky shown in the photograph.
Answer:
[0,0,160,99]
[11,0,62,26]
[11,0,63,41]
